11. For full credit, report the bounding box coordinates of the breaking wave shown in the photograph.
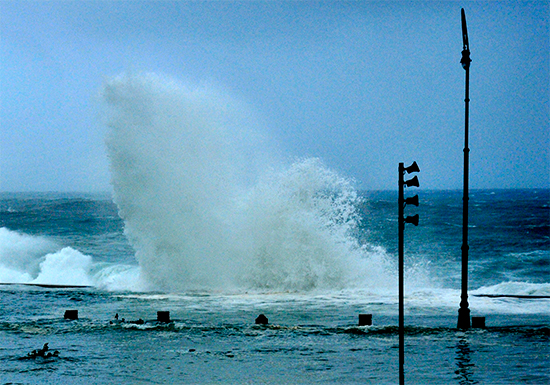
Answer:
[101,73,390,292]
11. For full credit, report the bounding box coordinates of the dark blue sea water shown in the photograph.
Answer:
[1,189,548,384]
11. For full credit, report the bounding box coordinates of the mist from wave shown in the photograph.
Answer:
[100,72,394,293]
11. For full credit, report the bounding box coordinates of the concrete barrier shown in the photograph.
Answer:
[358,314,372,326]
[255,314,268,324]
[64,310,78,320]
[157,311,170,323]
[472,316,485,328]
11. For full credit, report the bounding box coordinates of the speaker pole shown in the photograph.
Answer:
[398,163,405,385]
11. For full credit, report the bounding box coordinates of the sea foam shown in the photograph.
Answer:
[0,227,95,286]
[0,227,55,283]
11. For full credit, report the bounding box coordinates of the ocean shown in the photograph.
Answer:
[0,189,548,384]
[1,74,549,384]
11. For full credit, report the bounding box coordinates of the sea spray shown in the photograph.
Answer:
[102,73,393,292]
[102,73,263,290]
[0,227,100,286]
[0,227,56,282]
[31,247,93,286]
[236,158,384,291]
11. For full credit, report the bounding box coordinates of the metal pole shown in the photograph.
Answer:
[398,163,405,385]
[458,8,471,330]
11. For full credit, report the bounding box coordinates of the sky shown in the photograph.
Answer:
[0,0,548,192]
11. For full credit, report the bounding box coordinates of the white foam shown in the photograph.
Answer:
[93,263,146,291]
[472,281,550,297]
[0,228,102,287]
[0,227,57,283]
[31,247,93,286]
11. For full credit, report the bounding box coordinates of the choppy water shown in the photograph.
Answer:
[1,189,548,384]
[1,287,549,384]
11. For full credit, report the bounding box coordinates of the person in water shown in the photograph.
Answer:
[37,343,48,356]
[110,313,125,324]
[27,343,59,358]
[45,350,59,358]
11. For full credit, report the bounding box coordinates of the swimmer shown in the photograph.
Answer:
[37,343,49,357]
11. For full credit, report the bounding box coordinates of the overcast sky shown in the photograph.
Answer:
[1,1,548,192]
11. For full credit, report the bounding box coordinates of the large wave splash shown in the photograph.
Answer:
[102,73,387,292]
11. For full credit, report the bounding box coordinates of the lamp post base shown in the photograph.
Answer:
[457,307,471,329]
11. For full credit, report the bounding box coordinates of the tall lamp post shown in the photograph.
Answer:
[457,8,472,330]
